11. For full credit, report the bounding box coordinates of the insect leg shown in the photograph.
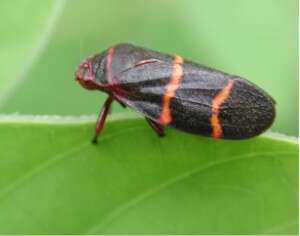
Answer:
[145,117,165,137]
[92,95,114,144]
[114,97,126,108]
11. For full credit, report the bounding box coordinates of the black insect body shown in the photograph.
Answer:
[75,43,275,143]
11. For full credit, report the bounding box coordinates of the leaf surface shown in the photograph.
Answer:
[0,115,298,234]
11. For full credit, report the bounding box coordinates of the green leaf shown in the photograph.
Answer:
[0,115,298,234]
[0,0,298,136]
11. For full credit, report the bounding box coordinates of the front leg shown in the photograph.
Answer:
[92,95,114,144]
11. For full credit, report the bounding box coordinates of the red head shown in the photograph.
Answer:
[75,56,100,90]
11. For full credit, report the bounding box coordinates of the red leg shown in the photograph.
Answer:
[145,117,165,137]
[92,95,114,144]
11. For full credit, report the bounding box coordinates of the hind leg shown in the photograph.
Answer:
[145,117,165,137]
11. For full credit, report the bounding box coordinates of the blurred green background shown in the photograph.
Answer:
[0,0,298,136]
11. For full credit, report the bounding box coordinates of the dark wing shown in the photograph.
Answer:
[114,58,275,139]
[113,60,173,122]
[213,78,275,139]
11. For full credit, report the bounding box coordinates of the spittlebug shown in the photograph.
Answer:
[75,43,275,143]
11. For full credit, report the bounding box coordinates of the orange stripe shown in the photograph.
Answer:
[210,79,235,138]
[159,55,184,124]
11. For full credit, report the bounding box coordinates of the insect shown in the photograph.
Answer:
[75,43,275,144]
